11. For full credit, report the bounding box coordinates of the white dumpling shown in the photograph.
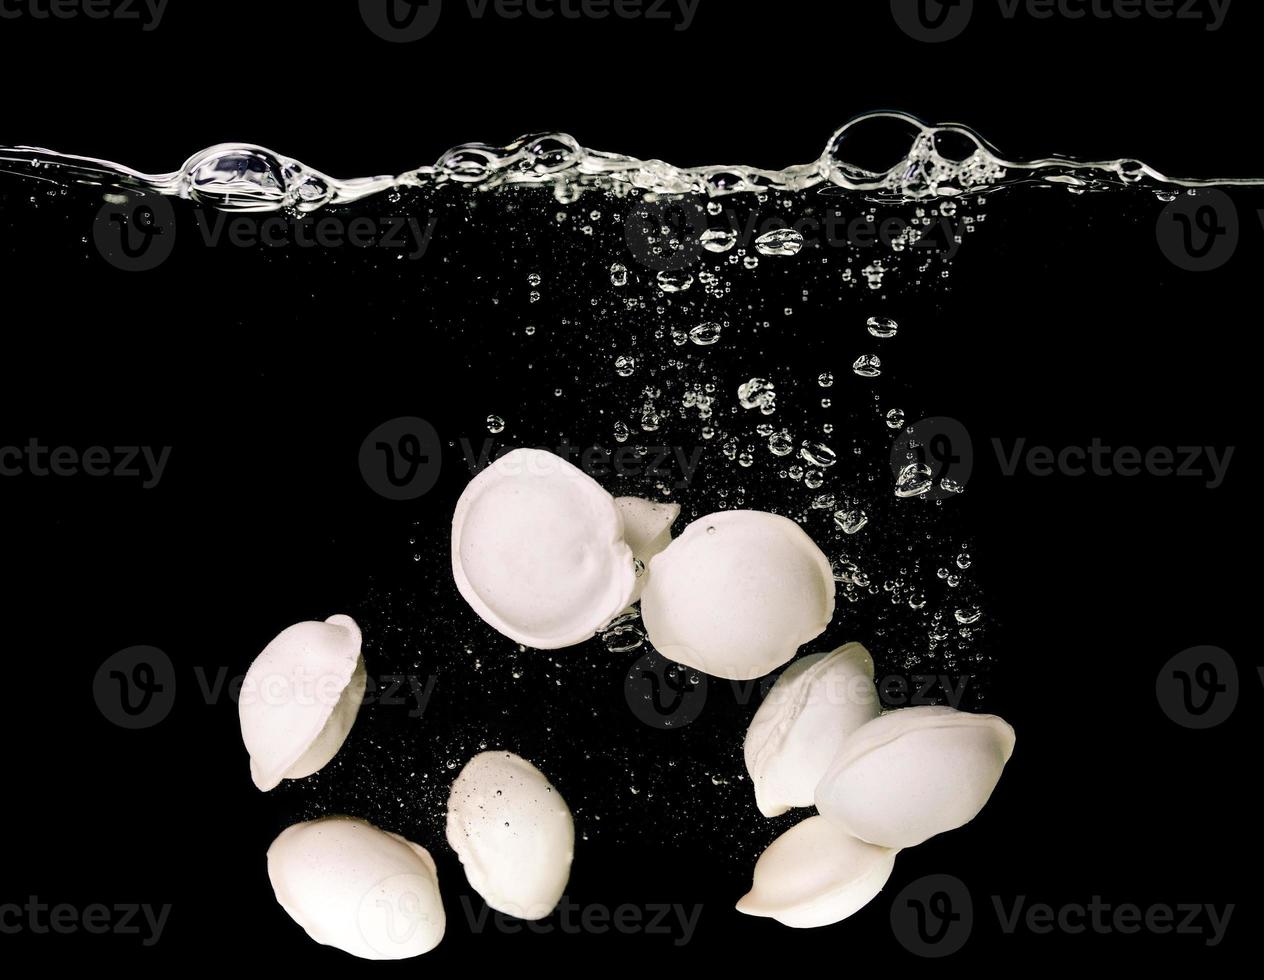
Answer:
[452,449,637,649]
[814,705,1016,849]
[736,816,897,928]
[239,614,366,791]
[267,816,445,960]
[446,751,574,920]
[614,496,680,602]
[640,511,835,680]
[744,643,881,817]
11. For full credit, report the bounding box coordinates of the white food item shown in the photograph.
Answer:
[452,449,637,649]
[239,614,366,792]
[814,705,1016,849]
[640,511,836,680]
[736,816,897,928]
[614,496,680,602]
[267,816,445,960]
[744,643,881,817]
[446,751,574,920]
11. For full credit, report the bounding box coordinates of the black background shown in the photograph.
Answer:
[1,0,1255,968]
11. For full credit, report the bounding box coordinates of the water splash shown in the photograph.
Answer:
[4,111,1261,214]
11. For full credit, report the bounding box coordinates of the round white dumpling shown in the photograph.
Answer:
[452,449,637,649]
[814,705,1016,849]
[615,496,680,602]
[744,643,881,817]
[267,816,445,960]
[446,751,574,921]
[239,614,366,792]
[736,816,897,928]
[640,511,835,680]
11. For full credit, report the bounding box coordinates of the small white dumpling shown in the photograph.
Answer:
[267,816,445,960]
[615,496,680,602]
[736,816,897,928]
[744,643,881,817]
[452,449,637,649]
[239,614,366,791]
[640,511,835,680]
[446,751,574,920]
[815,706,1016,849]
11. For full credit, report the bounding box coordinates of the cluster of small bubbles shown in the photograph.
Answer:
[755,228,806,257]
[680,383,716,420]
[886,408,906,429]
[862,261,887,289]
[867,316,900,339]
[486,414,506,434]
[640,387,663,432]
[615,354,636,377]
[738,378,777,414]
[853,355,882,378]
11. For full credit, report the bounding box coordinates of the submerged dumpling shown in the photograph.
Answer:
[239,614,366,791]
[452,449,637,649]
[267,816,445,960]
[641,511,835,680]
[736,816,897,928]
[744,643,880,817]
[814,706,1016,849]
[446,751,574,920]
